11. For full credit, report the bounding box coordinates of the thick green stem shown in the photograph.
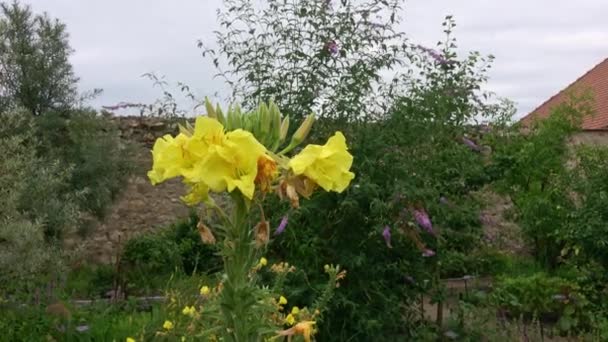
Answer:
[220,195,258,342]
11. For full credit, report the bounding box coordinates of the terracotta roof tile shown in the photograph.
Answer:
[520,58,608,130]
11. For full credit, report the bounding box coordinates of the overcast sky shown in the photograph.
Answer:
[23,0,608,119]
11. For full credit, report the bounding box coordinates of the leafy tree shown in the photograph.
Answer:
[0,1,78,115]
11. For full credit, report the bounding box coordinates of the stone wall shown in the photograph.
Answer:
[71,119,608,264]
[66,116,193,264]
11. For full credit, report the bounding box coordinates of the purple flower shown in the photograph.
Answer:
[326,40,339,56]
[422,249,436,257]
[416,44,450,65]
[382,226,392,248]
[413,208,435,236]
[274,216,288,236]
[461,137,481,152]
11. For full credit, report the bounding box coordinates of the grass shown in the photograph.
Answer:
[0,269,216,341]
[0,301,165,341]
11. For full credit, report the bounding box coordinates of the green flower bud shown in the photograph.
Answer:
[291,113,315,145]
[280,116,290,142]
[204,97,216,119]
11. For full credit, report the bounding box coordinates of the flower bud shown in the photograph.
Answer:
[178,122,193,136]
[205,97,216,119]
[279,116,290,142]
[291,113,315,145]
[259,102,271,143]
[215,103,226,125]
[226,104,238,130]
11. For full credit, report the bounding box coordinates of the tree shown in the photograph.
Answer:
[0,1,78,115]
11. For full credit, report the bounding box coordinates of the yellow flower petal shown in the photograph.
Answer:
[126,338,136,342]
[148,134,192,185]
[279,295,288,305]
[182,305,196,317]
[200,286,211,296]
[163,320,174,330]
[259,257,268,267]
[285,313,296,326]
[289,132,354,192]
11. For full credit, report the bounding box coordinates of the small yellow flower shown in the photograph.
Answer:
[289,131,354,193]
[200,285,211,296]
[279,296,288,305]
[259,257,268,267]
[163,320,174,330]
[285,313,296,326]
[182,305,196,317]
[291,306,300,315]
[126,338,136,342]
[181,337,186,342]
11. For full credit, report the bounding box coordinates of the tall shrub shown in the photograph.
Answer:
[0,110,69,293]
[202,0,407,122]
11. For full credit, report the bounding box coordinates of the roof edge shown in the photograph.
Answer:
[520,57,608,123]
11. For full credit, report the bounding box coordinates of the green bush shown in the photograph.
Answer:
[122,214,221,285]
[487,94,591,269]
[0,110,69,294]
[440,249,509,278]
[203,2,510,337]
[492,273,589,332]
[36,110,134,220]
[261,20,510,339]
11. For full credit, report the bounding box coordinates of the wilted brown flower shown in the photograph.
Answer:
[197,220,216,244]
[255,220,270,247]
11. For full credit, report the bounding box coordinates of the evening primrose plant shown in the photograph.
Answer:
[146,99,353,341]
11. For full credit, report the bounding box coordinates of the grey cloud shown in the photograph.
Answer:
[21,0,608,119]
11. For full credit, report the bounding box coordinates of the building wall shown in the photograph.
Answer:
[570,131,608,145]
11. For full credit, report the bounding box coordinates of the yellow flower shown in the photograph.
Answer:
[289,132,354,193]
[126,338,136,342]
[285,313,296,326]
[148,116,272,200]
[291,306,300,315]
[259,257,268,267]
[200,285,211,296]
[183,118,267,199]
[163,320,174,330]
[182,305,196,317]
[279,296,288,305]
[148,133,192,185]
